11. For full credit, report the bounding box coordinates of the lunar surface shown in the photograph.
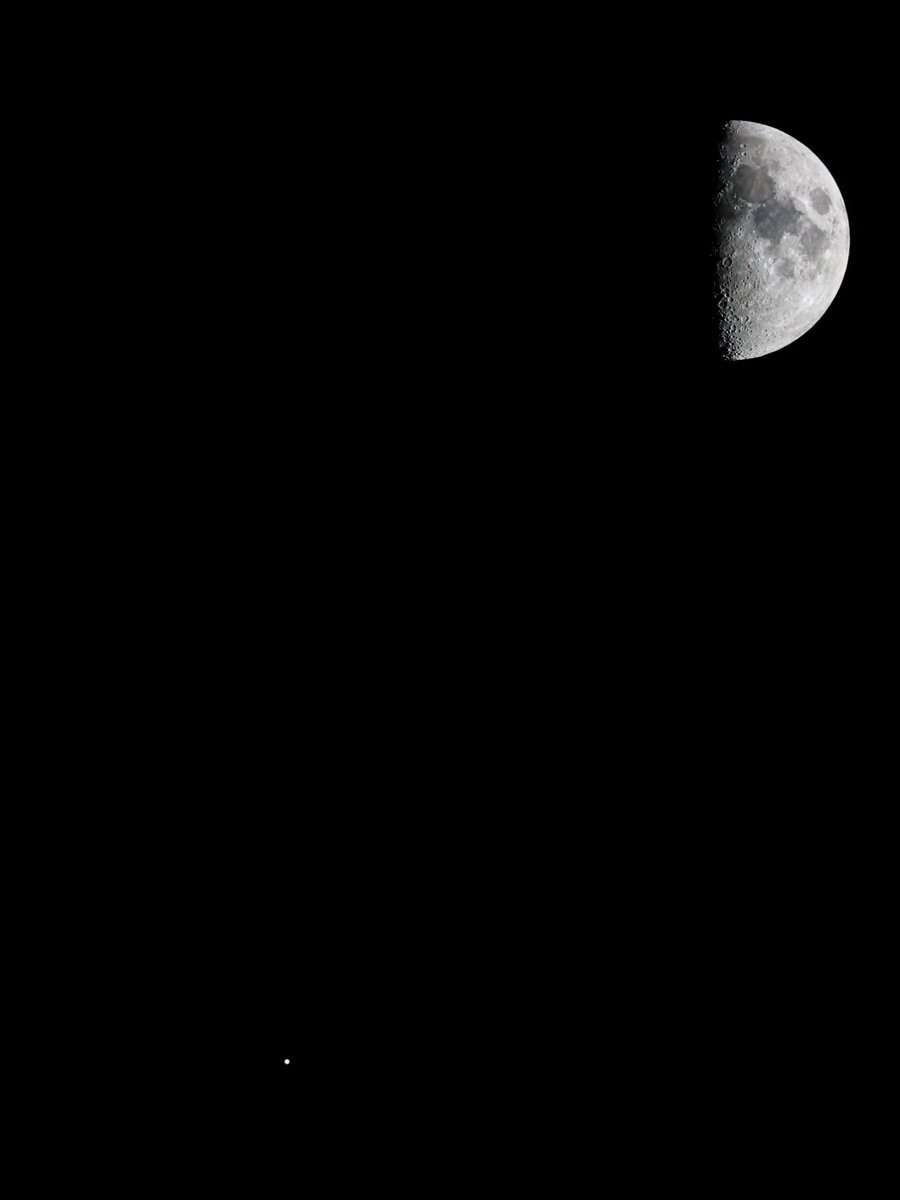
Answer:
[715,120,849,360]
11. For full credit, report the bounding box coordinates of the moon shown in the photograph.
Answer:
[714,120,849,360]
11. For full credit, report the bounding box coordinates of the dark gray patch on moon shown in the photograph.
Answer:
[775,258,795,278]
[799,221,827,259]
[810,188,831,214]
[733,164,775,203]
[753,198,802,247]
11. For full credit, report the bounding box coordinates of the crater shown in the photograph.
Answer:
[732,164,776,203]
[716,195,739,222]
[810,188,831,214]
[724,132,743,159]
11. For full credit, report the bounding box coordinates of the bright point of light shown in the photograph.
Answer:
[284,1058,290,1065]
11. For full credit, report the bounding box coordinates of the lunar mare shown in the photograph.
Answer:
[715,120,849,360]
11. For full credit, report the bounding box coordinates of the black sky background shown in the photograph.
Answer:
[20,18,892,1175]
[210,26,895,1147]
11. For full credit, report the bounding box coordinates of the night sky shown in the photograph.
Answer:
[227,36,891,1153]
[22,17,889,1182]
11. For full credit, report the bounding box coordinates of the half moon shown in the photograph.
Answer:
[715,120,850,360]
